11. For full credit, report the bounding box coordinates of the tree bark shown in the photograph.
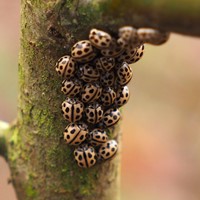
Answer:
[8,0,122,199]
[2,0,200,200]
[102,0,200,37]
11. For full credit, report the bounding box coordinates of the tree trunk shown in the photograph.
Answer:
[0,0,200,200]
[7,0,122,199]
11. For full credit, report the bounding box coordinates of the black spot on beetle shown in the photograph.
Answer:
[98,110,102,115]
[89,89,94,93]
[85,95,90,99]
[77,50,83,55]
[67,69,72,74]
[65,107,70,113]
[94,39,99,43]
[89,112,94,117]
[101,151,105,154]
[76,108,80,113]
[73,89,78,94]
[111,148,115,152]
[78,155,83,160]
[66,84,71,88]
[90,160,94,164]
[106,152,110,157]
[84,48,90,53]
[65,115,69,119]
[80,135,84,140]
[63,88,67,93]
[70,129,76,134]
[113,115,118,120]
[88,153,92,158]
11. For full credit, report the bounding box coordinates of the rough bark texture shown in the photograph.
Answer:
[1,0,200,200]
[9,0,122,200]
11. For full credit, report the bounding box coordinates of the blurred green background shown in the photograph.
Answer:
[1,1,200,200]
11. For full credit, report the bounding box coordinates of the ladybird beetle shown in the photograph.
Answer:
[88,128,108,146]
[63,122,88,145]
[85,102,104,124]
[61,97,84,122]
[115,85,130,107]
[100,87,116,106]
[95,57,115,72]
[79,64,100,82]
[117,26,138,49]
[61,78,82,97]
[98,140,118,160]
[103,108,120,127]
[116,62,133,86]
[117,44,138,64]
[89,29,112,49]
[101,39,124,58]
[55,55,76,78]
[81,82,102,103]
[129,44,144,64]
[71,40,96,63]
[100,70,115,87]
[74,144,97,168]
[137,28,170,45]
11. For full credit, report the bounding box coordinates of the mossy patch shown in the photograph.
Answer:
[26,174,38,199]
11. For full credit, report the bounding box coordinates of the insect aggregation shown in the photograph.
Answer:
[55,26,169,168]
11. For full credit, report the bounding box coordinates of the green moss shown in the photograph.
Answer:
[46,146,60,168]
[18,57,25,84]
[77,168,99,196]
[32,108,47,126]
[79,185,92,196]
[26,175,38,199]
[26,186,38,199]
[8,128,21,165]
[9,128,19,146]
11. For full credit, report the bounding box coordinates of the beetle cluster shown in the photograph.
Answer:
[55,26,169,168]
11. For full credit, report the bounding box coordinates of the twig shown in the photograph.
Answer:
[0,121,9,160]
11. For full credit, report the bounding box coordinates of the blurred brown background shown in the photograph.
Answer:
[1,1,200,200]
